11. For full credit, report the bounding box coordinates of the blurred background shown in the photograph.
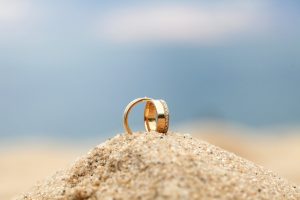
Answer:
[1,0,300,198]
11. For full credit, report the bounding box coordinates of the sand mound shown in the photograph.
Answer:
[17,132,299,200]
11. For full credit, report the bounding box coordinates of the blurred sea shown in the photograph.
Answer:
[2,42,300,139]
[1,1,300,140]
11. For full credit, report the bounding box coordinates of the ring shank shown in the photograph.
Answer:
[123,97,151,134]
[144,101,157,131]
[144,99,169,133]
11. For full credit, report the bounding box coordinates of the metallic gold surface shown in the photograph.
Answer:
[123,97,169,134]
[144,99,169,134]
[123,97,151,134]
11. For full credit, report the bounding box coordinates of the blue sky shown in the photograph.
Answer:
[1,1,300,139]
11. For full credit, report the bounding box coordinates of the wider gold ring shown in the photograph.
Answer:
[123,97,169,134]
[144,99,169,134]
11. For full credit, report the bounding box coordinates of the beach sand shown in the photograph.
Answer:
[182,121,300,184]
[0,144,84,200]
[14,132,300,199]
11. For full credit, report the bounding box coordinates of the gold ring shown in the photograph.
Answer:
[123,97,169,134]
[144,99,169,134]
[123,97,151,134]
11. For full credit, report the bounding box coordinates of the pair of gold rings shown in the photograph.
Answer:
[123,97,169,134]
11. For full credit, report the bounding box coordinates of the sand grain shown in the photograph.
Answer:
[16,132,300,200]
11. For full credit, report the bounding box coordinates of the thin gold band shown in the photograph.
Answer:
[123,97,151,135]
[123,97,169,134]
